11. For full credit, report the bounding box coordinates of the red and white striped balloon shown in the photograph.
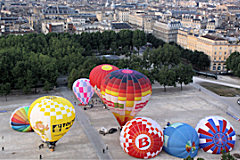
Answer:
[120,117,164,159]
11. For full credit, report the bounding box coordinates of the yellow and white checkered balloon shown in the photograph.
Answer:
[28,96,75,142]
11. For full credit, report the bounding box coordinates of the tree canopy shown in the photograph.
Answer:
[0,31,210,93]
[226,52,240,77]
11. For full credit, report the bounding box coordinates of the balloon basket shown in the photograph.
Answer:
[49,148,55,152]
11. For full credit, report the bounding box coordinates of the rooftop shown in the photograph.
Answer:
[201,34,226,41]
[111,23,131,29]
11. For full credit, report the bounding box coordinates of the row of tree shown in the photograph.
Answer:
[111,44,195,91]
[0,30,211,99]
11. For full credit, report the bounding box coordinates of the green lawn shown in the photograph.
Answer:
[199,82,240,97]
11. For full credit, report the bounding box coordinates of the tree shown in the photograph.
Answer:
[175,63,194,90]
[67,68,79,89]
[23,84,32,94]
[132,30,146,55]
[184,156,193,160]
[39,54,59,88]
[221,150,236,160]
[226,52,240,77]
[155,66,176,92]
[43,81,52,92]
[161,44,180,66]
[148,44,181,70]
[146,33,165,48]
[197,52,210,70]
[118,30,133,50]
[0,83,11,101]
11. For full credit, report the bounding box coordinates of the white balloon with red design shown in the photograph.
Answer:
[120,117,164,159]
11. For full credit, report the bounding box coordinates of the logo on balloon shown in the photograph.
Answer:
[33,121,49,136]
[135,134,151,150]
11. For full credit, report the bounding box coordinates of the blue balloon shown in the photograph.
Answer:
[163,123,199,158]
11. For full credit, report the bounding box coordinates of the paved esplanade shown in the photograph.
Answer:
[58,87,112,160]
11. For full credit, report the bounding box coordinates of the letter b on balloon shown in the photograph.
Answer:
[136,134,151,150]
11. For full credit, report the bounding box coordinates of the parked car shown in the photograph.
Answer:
[99,127,108,136]
[237,98,240,105]
[99,127,118,135]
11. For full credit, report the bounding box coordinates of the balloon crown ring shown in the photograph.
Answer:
[102,65,113,71]
[122,69,133,74]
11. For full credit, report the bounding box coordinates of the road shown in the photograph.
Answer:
[58,87,112,160]
[192,76,240,121]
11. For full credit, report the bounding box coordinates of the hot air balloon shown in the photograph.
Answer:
[120,117,164,159]
[89,64,119,98]
[10,106,32,132]
[101,69,152,127]
[163,123,199,158]
[195,116,236,154]
[72,78,94,106]
[28,96,75,151]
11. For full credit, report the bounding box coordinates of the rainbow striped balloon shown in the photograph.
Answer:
[101,69,152,127]
[195,116,236,154]
[10,106,32,132]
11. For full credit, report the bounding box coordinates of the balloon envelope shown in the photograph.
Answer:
[10,106,32,132]
[28,96,75,142]
[120,117,164,159]
[195,116,236,154]
[89,64,119,98]
[163,123,199,158]
[72,78,94,105]
[101,69,152,127]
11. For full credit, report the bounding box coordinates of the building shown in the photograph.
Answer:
[0,16,34,34]
[111,22,132,32]
[128,11,155,32]
[128,11,145,28]
[181,15,207,29]
[216,4,240,14]
[153,20,181,43]
[41,21,65,34]
[115,9,130,22]
[42,5,77,19]
[96,10,116,22]
[67,14,97,25]
[177,28,240,71]
[74,22,111,34]
[206,20,216,30]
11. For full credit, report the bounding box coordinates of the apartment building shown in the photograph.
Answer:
[128,12,145,28]
[96,10,116,22]
[74,22,111,34]
[42,21,65,34]
[177,28,240,71]
[181,16,207,29]
[206,20,216,30]
[67,14,97,25]
[216,4,240,14]
[42,5,77,19]
[0,16,34,34]
[153,20,181,43]
[115,9,129,22]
